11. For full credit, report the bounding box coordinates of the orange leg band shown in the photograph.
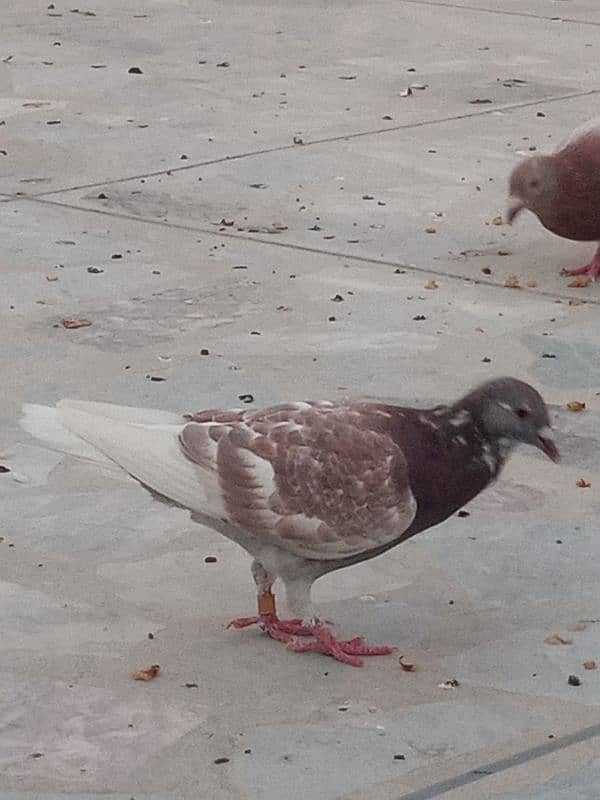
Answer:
[258,591,276,616]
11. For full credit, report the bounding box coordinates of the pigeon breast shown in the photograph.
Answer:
[542,126,600,241]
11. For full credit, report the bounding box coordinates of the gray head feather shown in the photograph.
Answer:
[460,377,558,462]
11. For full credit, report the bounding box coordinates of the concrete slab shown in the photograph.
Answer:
[496,762,600,799]
[43,92,600,301]
[2,0,599,194]
[3,1,600,799]
[425,0,600,24]
[0,795,168,800]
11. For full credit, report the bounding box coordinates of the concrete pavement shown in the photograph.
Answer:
[2,1,600,798]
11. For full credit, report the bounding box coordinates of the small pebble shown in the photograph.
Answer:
[568,674,581,687]
[438,679,460,689]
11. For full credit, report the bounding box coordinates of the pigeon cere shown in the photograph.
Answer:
[2,2,599,799]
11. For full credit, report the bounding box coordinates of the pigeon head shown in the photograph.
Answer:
[464,377,559,462]
[507,155,558,224]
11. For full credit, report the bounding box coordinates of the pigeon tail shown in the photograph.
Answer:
[21,403,114,463]
[21,401,215,513]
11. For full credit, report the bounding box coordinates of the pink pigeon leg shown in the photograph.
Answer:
[564,244,600,279]
[228,563,393,664]
[228,588,313,641]
[228,561,315,641]
[287,620,396,667]
[228,612,312,641]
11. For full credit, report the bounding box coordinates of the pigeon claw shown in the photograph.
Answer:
[229,615,395,666]
[286,621,396,667]
[228,613,313,642]
[563,251,600,280]
[227,615,263,629]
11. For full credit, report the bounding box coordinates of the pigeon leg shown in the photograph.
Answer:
[287,621,396,667]
[228,560,313,640]
[228,566,394,662]
[564,244,600,279]
[283,578,395,666]
[227,594,312,639]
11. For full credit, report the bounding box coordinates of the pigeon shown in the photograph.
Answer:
[507,119,600,280]
[21,377,558,667]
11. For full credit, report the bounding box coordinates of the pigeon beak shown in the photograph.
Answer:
[537,427,560,463]
[507,196,525,224]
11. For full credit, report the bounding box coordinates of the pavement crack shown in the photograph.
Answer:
[398,0,600,26]
[14,193,600,306]
[9,89,600,200]
[395,721,600,799]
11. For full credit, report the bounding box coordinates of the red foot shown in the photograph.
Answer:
[229,615,395,666]
[287,622,395,667]
[228,613,313,642]
[563,257,600,280]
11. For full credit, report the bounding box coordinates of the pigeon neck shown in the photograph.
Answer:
[446,396,509,454]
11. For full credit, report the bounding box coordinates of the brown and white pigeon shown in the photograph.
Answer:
[507,119,600,280]
[21,377,558,666]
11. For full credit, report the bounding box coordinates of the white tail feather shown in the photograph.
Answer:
[57,399,183,425]
[21,404,113,463]
[21,402,222,516]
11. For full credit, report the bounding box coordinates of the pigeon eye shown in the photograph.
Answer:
[516,407,529,419]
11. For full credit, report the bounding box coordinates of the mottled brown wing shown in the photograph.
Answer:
[180,402,416,560]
